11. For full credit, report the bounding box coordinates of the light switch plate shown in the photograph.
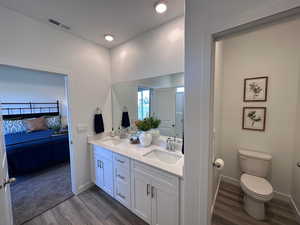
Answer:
[77,124,88,133]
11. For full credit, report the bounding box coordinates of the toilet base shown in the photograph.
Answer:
[243,194,266,220]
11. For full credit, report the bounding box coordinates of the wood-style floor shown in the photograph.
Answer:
[23,186,148,225]
[212,181,300,225]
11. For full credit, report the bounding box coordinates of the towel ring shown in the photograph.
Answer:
[123,106,128,112]
[96,107,102,114]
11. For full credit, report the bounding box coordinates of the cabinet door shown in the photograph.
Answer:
[94,154,104,188]
[131,170,152,224]
[101,157,114,197]
[151,179,179,225]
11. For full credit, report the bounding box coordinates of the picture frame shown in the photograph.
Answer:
[242,107,266,131]
[243,76,268,102]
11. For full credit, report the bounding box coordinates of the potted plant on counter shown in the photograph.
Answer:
[148,116,161,143]
[135,119,152,147]
[135,117,161,147]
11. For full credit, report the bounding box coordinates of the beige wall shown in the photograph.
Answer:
[292,58,300,210]
[216,17,300,195]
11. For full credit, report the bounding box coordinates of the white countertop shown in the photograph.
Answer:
[88,136,184,177]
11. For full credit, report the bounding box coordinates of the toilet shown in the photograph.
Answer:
[238,149,273,220]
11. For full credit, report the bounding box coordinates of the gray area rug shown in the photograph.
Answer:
[11,163,73,225]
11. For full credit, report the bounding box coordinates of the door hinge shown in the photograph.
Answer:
[0,177,16,189]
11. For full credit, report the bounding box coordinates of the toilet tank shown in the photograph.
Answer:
[238,149,272,178]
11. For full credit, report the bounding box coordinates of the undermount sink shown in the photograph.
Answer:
[143,149,182,164]
[101,138,122,146]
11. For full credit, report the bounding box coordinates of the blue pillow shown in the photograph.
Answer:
[3,120,27,135]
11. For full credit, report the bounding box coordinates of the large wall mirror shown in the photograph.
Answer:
[112,73,184,138]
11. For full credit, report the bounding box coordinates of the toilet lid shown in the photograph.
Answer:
[241,174,273,197]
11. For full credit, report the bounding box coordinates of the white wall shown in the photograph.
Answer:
[217,18,300,195]
[111,16,184,83]
[185,1,300,224]
[0,5,112,194]
[112,82,138,130]
[0,65,67,116]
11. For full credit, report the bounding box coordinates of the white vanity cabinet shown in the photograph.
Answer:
[131,161,179,225]
[91,144,181,225]
[93,146,114,197]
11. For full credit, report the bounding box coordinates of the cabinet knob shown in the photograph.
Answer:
[98,160,103,168]
[297,162,300,168]
[117,159,125,164]
[151,186,155,198]
[118,192,126,199]
[147,184,150,196]
[117,174,125,180]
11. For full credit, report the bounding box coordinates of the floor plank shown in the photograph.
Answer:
[212,181,300,225]
[23,185,148,225]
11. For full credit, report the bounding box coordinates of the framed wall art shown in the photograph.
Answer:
[243,76,268,102]
[242,107,266,131]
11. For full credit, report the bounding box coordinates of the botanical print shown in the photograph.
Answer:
[244,77,268,102]
[249,82,262,98]
[243,107,266,131]
[247,111,261,126]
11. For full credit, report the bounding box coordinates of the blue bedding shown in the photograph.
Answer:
[5,130,70,176]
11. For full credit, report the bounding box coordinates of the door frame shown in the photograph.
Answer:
[184,3,300,225]
[0,61,77,222]
[209,8,300,221]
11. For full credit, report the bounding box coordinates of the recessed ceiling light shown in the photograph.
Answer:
[104,34,114,42]
[154,1,167,14]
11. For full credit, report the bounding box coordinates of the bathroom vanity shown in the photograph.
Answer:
[88,136,184,225]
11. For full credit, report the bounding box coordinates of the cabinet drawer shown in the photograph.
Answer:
[93,145,113,160]
[115,164,130,184]
[114,153,130,170]
[115,179,131,208]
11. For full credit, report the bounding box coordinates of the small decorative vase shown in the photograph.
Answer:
[139,131,152,147]
[149,129,160,144]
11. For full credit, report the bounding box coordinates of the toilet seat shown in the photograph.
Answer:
[241,174,273,201]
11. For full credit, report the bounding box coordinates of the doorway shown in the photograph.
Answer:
[0,64,75,225]
[210,14,300,225]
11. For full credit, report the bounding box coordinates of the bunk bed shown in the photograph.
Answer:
[2,101,70,176]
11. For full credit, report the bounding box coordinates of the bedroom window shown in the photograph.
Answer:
[138,87,151,120]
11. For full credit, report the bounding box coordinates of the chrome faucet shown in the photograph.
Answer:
[166,137,176,151]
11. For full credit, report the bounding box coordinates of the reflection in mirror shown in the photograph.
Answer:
[112,73,184,138]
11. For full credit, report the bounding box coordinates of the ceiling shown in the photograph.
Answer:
[0,0,184,48]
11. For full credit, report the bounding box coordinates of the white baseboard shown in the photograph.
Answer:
[75,182,94,195]
[211,176,222,215]
[220,175,240,186]
[290,196,300,221]
[273,191,291,203]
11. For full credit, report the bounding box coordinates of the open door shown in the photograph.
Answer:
[152,88,176,137]
[0,105,13,225]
